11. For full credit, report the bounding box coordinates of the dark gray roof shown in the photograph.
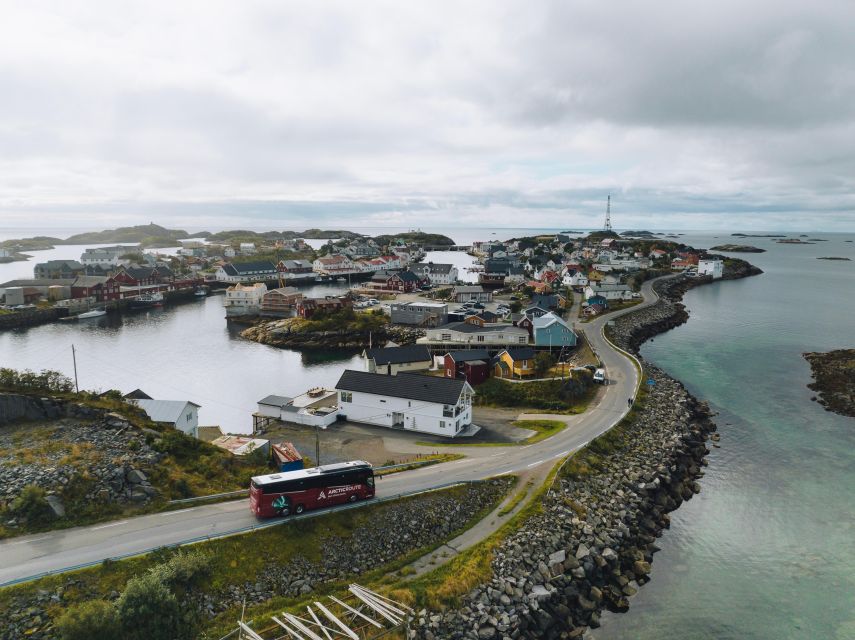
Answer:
[223,261,277,275]
[446,349,490,362]
[336,370,466,405]
[502,347,536,361]
[364,345,431,365]
[258,394,293,407]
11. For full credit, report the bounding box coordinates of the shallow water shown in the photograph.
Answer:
[595,233,855,640]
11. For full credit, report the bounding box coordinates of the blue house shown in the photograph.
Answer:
[586,295,608,308]
[532,312,578,348]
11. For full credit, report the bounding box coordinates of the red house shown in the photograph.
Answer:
[444,349,491,386]
[297,296,351,318]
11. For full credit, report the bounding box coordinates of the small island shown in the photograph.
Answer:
[710,244,766,253]
[804,349,855,418]
[817,256,851,261]
[732,233,786,238]
[776,238,815,245]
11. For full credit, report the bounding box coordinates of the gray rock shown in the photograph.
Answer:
[44,495,65,518]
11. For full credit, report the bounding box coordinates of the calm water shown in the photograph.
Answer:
[596,233,855,640]
[0,243,480,433]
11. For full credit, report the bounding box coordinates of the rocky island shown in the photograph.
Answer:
[817,256,851,261]
[710,244,766,253]
[803,349,855,417]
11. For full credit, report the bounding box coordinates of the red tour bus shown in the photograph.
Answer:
[250,460,375,518]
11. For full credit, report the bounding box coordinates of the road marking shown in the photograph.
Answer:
[92,521,127,530]
[159,507,197,516]
[6,536,51,546]
[526,460,545,468]
[489,452,504,458]
[450,459,468,465]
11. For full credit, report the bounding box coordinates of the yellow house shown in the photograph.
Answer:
[587,270,606,282]
[493,347,537,379]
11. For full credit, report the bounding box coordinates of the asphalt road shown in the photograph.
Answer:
[0,276,670,586]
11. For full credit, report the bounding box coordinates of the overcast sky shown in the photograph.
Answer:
[1,1,853,231]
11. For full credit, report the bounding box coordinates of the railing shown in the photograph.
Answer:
[1,480,475,589]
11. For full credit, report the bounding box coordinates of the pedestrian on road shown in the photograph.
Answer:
[627,397,633,408]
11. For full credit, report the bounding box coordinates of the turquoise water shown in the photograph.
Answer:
[595,234,855,639]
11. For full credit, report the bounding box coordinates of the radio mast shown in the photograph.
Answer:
[604,195,613,232]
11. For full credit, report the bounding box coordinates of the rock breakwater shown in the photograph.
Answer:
[412,259,761,639]
[241,319,425,349]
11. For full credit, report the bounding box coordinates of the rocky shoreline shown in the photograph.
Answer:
[241,319,425,349]
[803,349,855,418]
[412,260,761,639]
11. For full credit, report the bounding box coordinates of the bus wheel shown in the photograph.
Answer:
[295,504,305,515]
[348,494,358,503]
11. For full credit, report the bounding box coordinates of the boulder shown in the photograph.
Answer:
[45,495,65,518]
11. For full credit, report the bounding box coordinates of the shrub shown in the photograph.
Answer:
[151,551,212,587]
[56,600,121,640]
[10,485,54,524]
[117,573,188,640]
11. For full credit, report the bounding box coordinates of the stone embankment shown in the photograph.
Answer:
[412,260,761,640]
[241,320,425,349]
[1,480,511,640]
[0,308,65,331]
[0,394,163,525]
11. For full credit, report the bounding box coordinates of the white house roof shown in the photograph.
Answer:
[136,399,200,424]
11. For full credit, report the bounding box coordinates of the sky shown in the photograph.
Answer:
[1,1,854,232]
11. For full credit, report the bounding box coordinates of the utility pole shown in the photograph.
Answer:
[315,426,321,468]
[71,344,79,393]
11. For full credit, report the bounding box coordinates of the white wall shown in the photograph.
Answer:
[338,390,471,437]
[176,404,198,436]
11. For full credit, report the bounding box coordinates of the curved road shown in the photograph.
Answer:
[0,276,672,586]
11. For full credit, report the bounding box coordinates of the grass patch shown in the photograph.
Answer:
[474,376,595,413]
[498,479,533,517]
[510,419,566,445]
[0,482,512,639]
[374,453,464,476]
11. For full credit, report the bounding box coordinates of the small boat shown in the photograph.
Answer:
[336,277,347,282]
[130,292,164,308]
[78,308,107,319]
[194,286,209,297]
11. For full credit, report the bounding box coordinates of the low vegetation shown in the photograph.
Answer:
[474,374,594,412]
[511,419,567,445]
[289,307,388,333]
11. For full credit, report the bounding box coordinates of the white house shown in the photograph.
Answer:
[584,283,633,301]
[698,259,724,279]
[215,260,278,283]
[0,249,11,258]
[312,254,358,274]
[410,263,458,285]
[564,272,589,288]
[135,399,200,436]
[224,282,267,315]
[335,370,473,437]
[452,285,492,303]
[239,242,257,255]
[80,246,126,267]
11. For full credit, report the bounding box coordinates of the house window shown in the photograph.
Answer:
[441,333,451,341]
[477,335,485,342]
[443,405,454,417]
[519,336,527,343]
[440,421,446,429]
[340,391,352,403]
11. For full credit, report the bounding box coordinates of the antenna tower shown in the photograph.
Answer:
[604,195,613,232]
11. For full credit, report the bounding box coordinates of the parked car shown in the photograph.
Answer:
[593,368,606,384]
[473,302,485,309]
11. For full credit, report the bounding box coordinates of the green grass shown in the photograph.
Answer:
[0,482,512,639]
[511,419,566,445]
[497,479,533,516]
[474,377,595,413]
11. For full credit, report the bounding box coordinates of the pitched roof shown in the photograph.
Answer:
[72,275,110,287]
[224,260,277,274]
[500,346,537,361]
[336,370,467,405]
[136,399,200,423]
[364,345,432,365]
[532,312,575,333]
[123,388,152,400]
[453,285,485,293]
[446,349,490,363]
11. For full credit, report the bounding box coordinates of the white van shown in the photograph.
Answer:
[593,368,606,384]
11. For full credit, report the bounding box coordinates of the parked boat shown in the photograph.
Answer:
[194,286,209,297]
[77,308,107,319]
[130,292,164,309]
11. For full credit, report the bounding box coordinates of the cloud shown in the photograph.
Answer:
[0,1,853,230]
